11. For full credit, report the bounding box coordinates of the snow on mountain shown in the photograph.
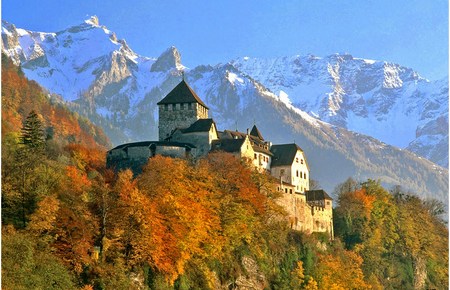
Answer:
[231,54,449,167]
[184,63,447,203]
[1,18,448,203]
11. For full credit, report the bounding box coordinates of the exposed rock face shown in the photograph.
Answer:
[232,54,448,167]
[211,256,267,290]
[150,46,184,72]
[413,256,426,290]
[234,256,267,290]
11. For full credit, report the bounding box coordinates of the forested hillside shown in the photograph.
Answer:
[1,55,110,149]
[1,58,448,289]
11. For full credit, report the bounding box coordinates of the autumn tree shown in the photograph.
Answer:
[334,179,448,289]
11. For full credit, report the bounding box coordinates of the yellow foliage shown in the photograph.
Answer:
[28,195,60,234]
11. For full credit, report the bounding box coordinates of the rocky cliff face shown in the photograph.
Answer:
[1,18,448,203]
[231,54,448,167]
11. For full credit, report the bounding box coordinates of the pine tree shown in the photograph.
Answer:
[20,110,46,151]
[7,110,47,228]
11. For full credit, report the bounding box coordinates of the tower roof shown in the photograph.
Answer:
[157,80,209,109]
[250,125,264,141]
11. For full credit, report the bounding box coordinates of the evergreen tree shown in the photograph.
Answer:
[4,111,47,228]
[20,110,46,151]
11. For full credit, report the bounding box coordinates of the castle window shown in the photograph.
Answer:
[172,104,176,111]
[296,170,299,177]
[188,103,192,110]
[254,153,257,159]
[289,189,292,194]
[300,172,303,178]
[296,158,299,163]
[164,104,168,111]
[304,172,307,179]
[327,201,330,205]
[301,159,304,164]
[285,188,288,193]
[180,103,184,110]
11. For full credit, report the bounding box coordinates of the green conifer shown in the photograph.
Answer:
[20,110,46,150]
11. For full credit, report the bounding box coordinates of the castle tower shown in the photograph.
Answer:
[157,80,209,141]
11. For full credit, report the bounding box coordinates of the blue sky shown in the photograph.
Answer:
[3,0,448,80]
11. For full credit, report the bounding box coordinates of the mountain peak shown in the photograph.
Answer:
[85,15,100,26]
[150,46,184,72]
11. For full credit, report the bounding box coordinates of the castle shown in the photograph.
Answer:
[107,80,333,238]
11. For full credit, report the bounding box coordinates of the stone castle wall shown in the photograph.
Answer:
[310,204,333,237]
[158,103,208,140]
[276,187,333,238]
[172,131,212,157]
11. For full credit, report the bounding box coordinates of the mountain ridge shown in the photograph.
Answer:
[231,54,448,167]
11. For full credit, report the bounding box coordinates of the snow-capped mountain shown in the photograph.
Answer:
[231,55,449,167]
[2,17,448,203]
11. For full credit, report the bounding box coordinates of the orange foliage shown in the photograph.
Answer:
[317,249,370,290]
[65,165,92,194]
[64,143,105,172]
[53,204,98,273]
[1,56,110,149]
[135,157,223,283]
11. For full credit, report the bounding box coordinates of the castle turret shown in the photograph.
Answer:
[157,80,209,141]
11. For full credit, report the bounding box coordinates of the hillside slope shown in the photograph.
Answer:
[1,54,110,149]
